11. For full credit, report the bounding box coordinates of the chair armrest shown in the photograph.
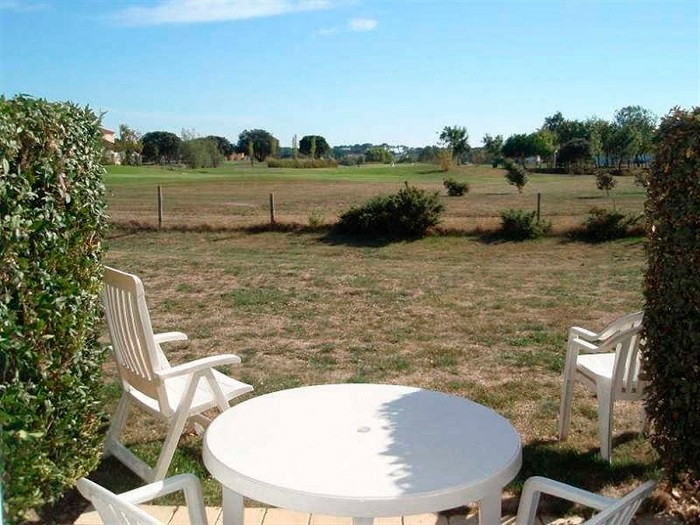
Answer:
[154,331,189,344]
[571,337,603,354]
[119,474,208,525]
[569,326,599,341]
[516,476,615,525]
[155,354,242,380]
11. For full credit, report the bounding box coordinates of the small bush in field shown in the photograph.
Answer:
[595,171,617,196]
[267,158,338,168]
[579,207,637,242]
[335,184,444,239]
[499,209,550,240]
[443,178,469,196]
[503,158,529,193]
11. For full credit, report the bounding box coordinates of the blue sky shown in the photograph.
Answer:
[1,0,698,148]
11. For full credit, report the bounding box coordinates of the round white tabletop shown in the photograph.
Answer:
[203,383,521,525]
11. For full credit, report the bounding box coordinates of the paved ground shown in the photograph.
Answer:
[74,505,680,524]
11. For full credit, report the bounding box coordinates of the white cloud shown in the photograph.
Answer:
[0,0,51,12]
[348,17,376,32]
[316,16,377,37]
[112,0,335,27]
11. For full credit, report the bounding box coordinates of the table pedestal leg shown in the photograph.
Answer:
[352,518,373,525]
[479,492,502,525]
[222,487,244,525]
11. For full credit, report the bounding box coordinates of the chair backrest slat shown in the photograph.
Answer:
[608,325,646,398]
[103,266,162,400]
[584,480,654,525]
[77,478,163,525]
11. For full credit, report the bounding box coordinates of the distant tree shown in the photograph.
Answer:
[299,135,331,158]
[417,145,440,163]
[482,134,503,166]
[596,171,617,197]
[614,105,657,166]
[439,126,470,164]
[501,134,532,165]
[365,146,393,163]
[235,129,278,162]
[141,131,181,164]
[181,137,223,168]
[503,158,529,193]
[558,138,592,171]
[205,135,235,157]
[587,117,612,166]
[114,124,142,165]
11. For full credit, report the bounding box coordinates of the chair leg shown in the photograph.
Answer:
[558,376,575,441]
[151,406,192,481]
[596,384,614,461]
[104,394,131,458]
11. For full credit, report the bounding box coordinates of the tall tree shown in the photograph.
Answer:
[114,124,142,165]
[482,134,503,166]
[299,135,331,158]
[235,129,278,162]
[205,135,235,157]
[614,105,657,166]
[439,126,470,164]
[141,131,181,164]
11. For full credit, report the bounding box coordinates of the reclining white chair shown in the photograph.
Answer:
[103,266,253,482]
[558,312,647,461]
[76,473,207,525]
[516,476,655,525]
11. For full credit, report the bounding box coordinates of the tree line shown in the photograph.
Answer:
[111,105,657,170]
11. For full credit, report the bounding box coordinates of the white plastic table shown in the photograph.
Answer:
[203,384,521,525]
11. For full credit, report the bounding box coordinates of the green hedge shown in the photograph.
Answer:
[643,107,700,481]
[0,95,109,522]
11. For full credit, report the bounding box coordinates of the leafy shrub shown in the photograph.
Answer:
[595,171,617,196]
[267,158,338,168]
[181,137,223,168]
[443,178,469,196]
[643,107,700,481]
[579,207,636,242]
[503,158,529,193]
[499,209,551,240]
[335,184,444,239]
[437,148,453,172]
[0,95,108,522]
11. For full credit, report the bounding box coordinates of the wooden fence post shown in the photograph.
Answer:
[158,185,163,229]
[269,193,276,225]
[537,192,541,223]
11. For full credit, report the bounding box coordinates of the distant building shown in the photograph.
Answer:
[100,127,120,165]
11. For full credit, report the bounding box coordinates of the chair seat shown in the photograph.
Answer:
[130,369,254,415]
[577,353,615,381]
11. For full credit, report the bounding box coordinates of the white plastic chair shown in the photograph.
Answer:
[76,473,208,525]
[103,266,253,482]
[558,312,647,461]
[516,476,655,525]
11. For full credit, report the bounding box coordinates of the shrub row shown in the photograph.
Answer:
[0,95,109,523]
[267,158,338,169]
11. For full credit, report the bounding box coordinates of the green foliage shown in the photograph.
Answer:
[578,207,636,242]
[236,129,279,162]
[437,148,453,172]
[114,124,142,165]
[439,126,470,163]
[643,107,700,481]
[267,158,338,168]
[503,158,529,193]
[335,184,444,239]
[0,95,108,522]
[364,146,393,164]
[482,134,503,166]
[502,133,553,164]
[299,135,331,159]
[205,135,235,157]
[443,178,469,196]
[558,138,592,170]
[141,130,181,164]
[595,171,617,196]
[181,137,224,168]
[499,209,551,240]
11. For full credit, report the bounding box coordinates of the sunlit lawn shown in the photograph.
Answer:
[73,162,657,517]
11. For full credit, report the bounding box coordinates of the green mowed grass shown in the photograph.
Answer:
[91,191,658,511]
[104,162,646,231]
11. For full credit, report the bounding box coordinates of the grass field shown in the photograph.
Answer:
[105,162,646,233]
[53,162,658,522]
